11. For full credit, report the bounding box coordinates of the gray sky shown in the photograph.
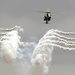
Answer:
[0,0,75,62]
[0,0,75,74]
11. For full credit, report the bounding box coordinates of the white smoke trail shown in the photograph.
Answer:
[40,36,75,45]
[0,26,23,62]
[44,30,75,40]
[0,26,23,32]
[31,29,75,75]
[47,29,75,35]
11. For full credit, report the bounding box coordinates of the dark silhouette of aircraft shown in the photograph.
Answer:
[35,8,52,24]
[43,11,52,24]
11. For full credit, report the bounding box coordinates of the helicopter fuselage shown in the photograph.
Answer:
[44,13,51,24]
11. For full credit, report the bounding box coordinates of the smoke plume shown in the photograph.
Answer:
[1,27,75,75]
[31,29,75,75]
[0,26,38,75]
[0,26,23,62]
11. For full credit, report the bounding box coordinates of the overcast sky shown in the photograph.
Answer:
[0,0,75,73]
[0,0,75,39]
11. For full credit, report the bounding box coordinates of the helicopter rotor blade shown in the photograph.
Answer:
[33,10,51,13]
[33,10,46,13]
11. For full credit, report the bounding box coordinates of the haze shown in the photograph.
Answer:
[0,0,75,75]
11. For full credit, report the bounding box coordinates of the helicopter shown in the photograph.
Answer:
[35,8,52,24]
[43,11,52,24]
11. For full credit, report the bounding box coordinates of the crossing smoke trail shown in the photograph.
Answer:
[31,29,75,75]
[0,26,23,62]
